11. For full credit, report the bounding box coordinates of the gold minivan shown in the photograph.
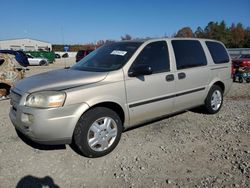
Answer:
[9,38,232,157]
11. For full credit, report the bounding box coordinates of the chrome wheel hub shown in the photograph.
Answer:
[87,117,118,152]
[211,90,222,111]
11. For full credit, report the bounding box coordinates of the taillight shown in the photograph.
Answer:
[231,62,234,78]
[242,61,250,67]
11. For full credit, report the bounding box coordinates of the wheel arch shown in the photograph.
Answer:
[208,78,225,94]
[88,101,125,126]
[212,81,225,94]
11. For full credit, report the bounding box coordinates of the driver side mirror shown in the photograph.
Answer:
[128,65,153,77]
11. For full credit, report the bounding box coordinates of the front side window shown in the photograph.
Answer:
[172,40,207,70]
[71,42,142,72]
[130,41,170,74]
[206,41,229,64]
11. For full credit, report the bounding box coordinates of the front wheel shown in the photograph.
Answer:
[204,85,223,114]
[73,107,122,158]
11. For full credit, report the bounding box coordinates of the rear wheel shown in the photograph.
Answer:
[246,78,250,83]
[73,107,122,158]
[204,85,223,114]
[39,60,47,66]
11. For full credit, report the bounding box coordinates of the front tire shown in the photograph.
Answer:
[73,107,122,158]
[204,85,223,114]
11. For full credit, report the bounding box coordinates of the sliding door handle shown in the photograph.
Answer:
[178,72,186,80]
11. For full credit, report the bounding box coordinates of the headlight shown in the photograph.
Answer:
[26,91,66,108]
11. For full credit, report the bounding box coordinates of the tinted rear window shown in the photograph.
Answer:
[206,41,229,64]
[172,40,207,70]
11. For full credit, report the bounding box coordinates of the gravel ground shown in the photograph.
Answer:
[0,59,249,188]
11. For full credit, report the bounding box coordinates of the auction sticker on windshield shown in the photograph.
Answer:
[110,50,127,56]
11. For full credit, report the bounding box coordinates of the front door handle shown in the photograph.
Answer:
[166,74,174,82]
[178,72,186,80]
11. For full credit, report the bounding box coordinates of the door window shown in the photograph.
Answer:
[130,41,170,74]
[172,40,207,70]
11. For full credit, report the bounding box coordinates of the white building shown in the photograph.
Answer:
[0,38,52,51]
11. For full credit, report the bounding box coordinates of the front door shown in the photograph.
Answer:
[124,41,175,126]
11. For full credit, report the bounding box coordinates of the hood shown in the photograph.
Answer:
[15,69,108,93]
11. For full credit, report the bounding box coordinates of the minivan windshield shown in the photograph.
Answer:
[71,42,142,72]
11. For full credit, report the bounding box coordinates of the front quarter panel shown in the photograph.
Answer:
[64,69,129,126]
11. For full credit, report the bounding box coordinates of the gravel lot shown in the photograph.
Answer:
[0,59,249,188]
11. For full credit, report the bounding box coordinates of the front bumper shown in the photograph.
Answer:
[9,92,89,145]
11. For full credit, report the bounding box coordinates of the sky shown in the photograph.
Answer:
[1,0,249,44]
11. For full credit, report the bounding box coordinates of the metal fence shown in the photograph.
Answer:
[227,48,250,58]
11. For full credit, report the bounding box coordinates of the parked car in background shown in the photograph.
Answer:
[232,54,250,83]
[0,50,29,67]
[76,49,94,62]
[232,54,250,67]
[26,51,55,63]
[9,38,232,157]
[26,54,48,66]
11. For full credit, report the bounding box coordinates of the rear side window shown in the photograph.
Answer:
[206,41,229,64]
[172,40,207,70]
[131,41,170,73]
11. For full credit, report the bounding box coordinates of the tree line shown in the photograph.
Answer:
[176,21,250,48]
[52,21,250,51]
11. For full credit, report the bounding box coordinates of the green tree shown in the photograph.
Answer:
[244,27,250,48]
[229,23,245,48]
[175,27,194,38]
[195,27,206,38]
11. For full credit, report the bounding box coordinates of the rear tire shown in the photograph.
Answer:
[246,78,250,83]
[39,60,46,66]
[73,107,122,158]
[204,85,223,114]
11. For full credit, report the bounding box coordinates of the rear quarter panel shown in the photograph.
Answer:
[202,40,233,95]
